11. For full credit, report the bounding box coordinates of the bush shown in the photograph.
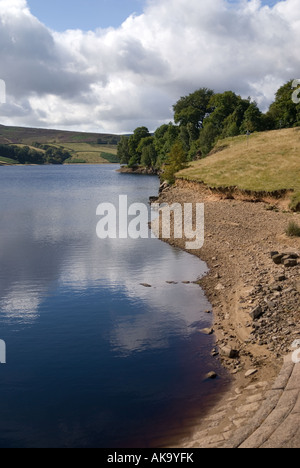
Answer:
[100,152,120,163]
[286,221,300,237]
[289,192,300,212]
[162,141,187,184]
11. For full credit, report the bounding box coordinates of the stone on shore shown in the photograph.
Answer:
[205,371,218,380]
[201,327,214,336]
[272,254,284,265]
[220,346,239,359]
[249,305,263,320]
[271,252,299,267]
[283,252,299,259]
[284,259,297,268]
[275,274,286,282]
[159,181,170,193]
[245,369,258,378]
[270,251,279,258]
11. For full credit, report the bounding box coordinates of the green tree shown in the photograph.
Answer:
[117,136,130,165]
[179,125,190,152]
[173,88,214,130]
[153,123,180,165]
[197,122,220,157]
[187,122,200,143]
[197,92,254,156]
[163,141,187,184]
[208,91,243,130]
[179,122,201,156]
[267,80,300,128]
[128,126,151,167]
[240,102,264,133]
[221,100,251,137]
[141,144,157,168]
[138,136,158,168]
[261,113,276,131]
[137,136,154,154]
[45,147,70,164]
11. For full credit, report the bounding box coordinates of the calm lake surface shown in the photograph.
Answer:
[0,165,229,448]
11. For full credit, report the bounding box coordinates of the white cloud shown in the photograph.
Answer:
[0,0,300,133]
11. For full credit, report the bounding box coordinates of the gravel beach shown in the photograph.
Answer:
[154,179,300,447]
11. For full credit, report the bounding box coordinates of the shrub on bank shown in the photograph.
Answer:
[289,192,300,212]
[286,221,300,237]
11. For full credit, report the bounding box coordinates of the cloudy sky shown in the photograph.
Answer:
[0,0,299,134]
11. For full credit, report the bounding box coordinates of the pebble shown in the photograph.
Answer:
[205,371,218,380]
[201,327,214,336]
[220,346,239,359]
[245,369,258,378]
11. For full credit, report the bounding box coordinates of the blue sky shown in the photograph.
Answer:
[27,0,282,31]
[27,0,147,30]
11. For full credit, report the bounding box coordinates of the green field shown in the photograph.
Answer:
[177,128,300,210]
[0,125,120,165]
[60,143,119,164]
[0,156,19,165]
[12,144,45,153]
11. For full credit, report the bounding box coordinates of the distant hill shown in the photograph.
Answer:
[0,124,121,164]
[0,124,121,145]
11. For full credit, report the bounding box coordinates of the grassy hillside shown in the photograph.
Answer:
[177,128,300,210]
[61,142,118,164]
[0,124,120,164]
[12,144,45,153]
[0,124,120,145]
[0,156,19,165]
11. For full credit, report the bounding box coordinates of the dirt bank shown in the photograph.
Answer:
[155,179,300,447]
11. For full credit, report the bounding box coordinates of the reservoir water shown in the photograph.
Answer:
[0,165,229,448]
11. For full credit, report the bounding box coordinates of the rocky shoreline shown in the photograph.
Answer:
[154,179,300,447]
[117,166,159,175]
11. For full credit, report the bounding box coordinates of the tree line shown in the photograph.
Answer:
[97,136,119,145]
[0,144,72,165]
[117,80,300,182]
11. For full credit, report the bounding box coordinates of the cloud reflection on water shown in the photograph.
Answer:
[0,166,210,357]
